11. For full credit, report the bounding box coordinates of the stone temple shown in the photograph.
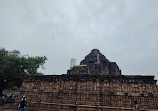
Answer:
[20,49,158,111]
[67,49,121,75]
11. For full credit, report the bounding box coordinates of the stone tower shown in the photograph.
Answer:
[67,49,121,75]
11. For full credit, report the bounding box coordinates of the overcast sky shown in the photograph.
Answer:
[0,0,158,80]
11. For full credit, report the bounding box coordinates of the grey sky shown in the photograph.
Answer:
[0,0,158,80]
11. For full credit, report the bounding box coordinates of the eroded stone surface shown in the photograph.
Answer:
[21,75,158,109]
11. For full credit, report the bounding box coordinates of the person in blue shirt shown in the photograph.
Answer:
[18,96,27,111]
[134,100,141,111]
[0,96,2,105]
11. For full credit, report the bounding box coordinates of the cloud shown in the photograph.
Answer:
[0,0,158,80]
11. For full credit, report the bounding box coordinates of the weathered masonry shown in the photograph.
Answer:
[20,49,158,110]
[67,49,121,75]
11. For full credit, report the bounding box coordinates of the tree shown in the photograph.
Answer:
[0,48,47,95]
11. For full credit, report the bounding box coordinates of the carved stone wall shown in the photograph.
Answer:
[21,75,158,110]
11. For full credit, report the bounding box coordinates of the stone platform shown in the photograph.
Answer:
[19,74,158,110]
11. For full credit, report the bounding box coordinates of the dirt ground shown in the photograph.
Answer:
[0,107,17,111]
[0,109,17,111]
[0,105,17,111]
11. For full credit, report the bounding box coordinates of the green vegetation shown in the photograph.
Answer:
[0,48,47,95]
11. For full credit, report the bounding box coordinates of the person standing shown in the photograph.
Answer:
[134,100,141,111]
[0,96,2,105]
[18,96,27,111]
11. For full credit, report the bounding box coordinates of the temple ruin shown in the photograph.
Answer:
[20,49,158,111]
[67,49,121,75]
